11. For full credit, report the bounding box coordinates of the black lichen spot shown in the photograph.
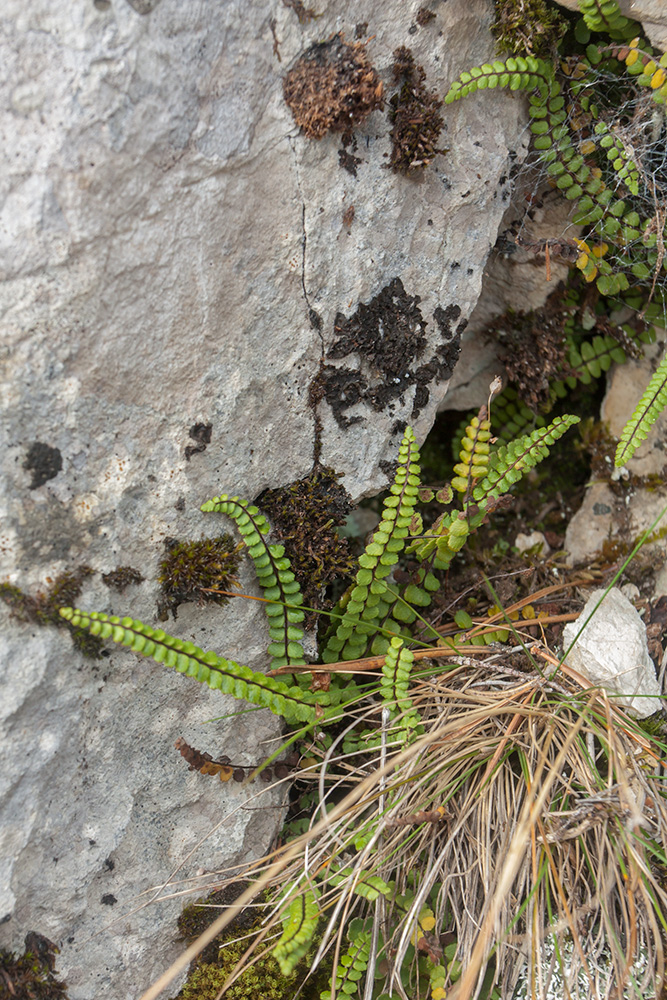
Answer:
[103,858,115,871]
[257,469,354,623]
[338,133,362,176]
[354,21,368,39]
[388,47,446,173]
[100,894,117,906]
[0,568,104,658]
[101,566,144,591]
[416,6,436,25]
[329,277,427,381]
[310,365,368,429]
[158,535,243,619]
[283,35,383,140]
[0,934,68,999]
[23,442,62,489]
[313,278,462,425]
[185,423,212,461]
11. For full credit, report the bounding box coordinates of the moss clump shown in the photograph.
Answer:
[158,536,243,619]
[388,47,445,173]
[257,469,354,622]
[173,887,331,1000]
[491,0,567,57]
[283,35,383,140]
[174,887,298,1000]
[101,566,145,591]
[0,933,69,999]
[0,568,103,658]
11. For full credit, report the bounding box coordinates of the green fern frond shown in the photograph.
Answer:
[565,334,627,385]
[592,120,640,196]
[445,56,555,104]
[320,922,372,1000]
[200,494,306,670]
[380,638,422,744]
[473,415,580,503]
[58,608,320,724]
[578,0,639,40]
[274,888,320,976]
[490,387,546,442]
[451,409,492,496]
[321,427,421,664]
[615,352,667,465]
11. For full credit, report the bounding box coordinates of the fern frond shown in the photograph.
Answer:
[490,387,546,442]
[58,608,320,724]
[380,638,422,742]
[605,38,667,103]
[273,888,320,975]
[451,409,492,496]
[591,119,640,195]
[565,333,627,385]
[200,494,306,670]
[615,352,667,465]
[473,415,580,503]
[321,427,421,664]
[444,56,555,104]
[578,0,639,40]
[320,922,372,1000]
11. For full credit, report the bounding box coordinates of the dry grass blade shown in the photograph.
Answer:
[200,657,667,1000]
[143,654,667,1000]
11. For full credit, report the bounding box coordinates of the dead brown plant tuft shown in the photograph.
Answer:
[283,35,383,140]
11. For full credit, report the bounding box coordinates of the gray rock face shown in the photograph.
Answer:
[0,1,525,997]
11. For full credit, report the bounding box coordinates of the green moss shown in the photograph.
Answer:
[0,934,69,999]
[158,535,243,619]
[492,0,568,57]
[0,568,104,658]
[175,954,296,1000]
[173,887,330,1000]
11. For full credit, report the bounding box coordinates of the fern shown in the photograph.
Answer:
[321,427,421,663]
[578,0,640,40]
[380,638,422,742]
[615,351,667,465]
[200,494,306,670]
[320,921,372,1000]
[473,415,580,503]
[58,609,323,724]
[274,887,320,975]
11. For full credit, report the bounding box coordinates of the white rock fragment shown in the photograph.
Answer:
[562,588,663,718]
[515,531,550,556]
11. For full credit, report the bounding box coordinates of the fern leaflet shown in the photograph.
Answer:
[273,887,320,975]
[473,415,580,503]
[58,608,321,724]
[321,426,421,663]
[615,352,667,465]
[200,494,306,670]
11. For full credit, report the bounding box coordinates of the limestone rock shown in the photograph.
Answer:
[0,1,526,997]
[562,587,662,718]
[565,344,667,580]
